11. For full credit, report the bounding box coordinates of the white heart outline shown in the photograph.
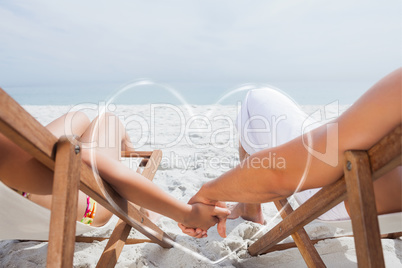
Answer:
[86,80,314,265]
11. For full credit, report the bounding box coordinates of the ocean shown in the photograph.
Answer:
[1,79,372,106]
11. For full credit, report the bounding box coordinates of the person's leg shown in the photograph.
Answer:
[228,69,402,222]
[80,112,164,224]
[19,112,97,225]
[0,111,119,227]
[0,111,91,194]
[29,112,137,226]
[227,143,265,224]
[229,88,309,224]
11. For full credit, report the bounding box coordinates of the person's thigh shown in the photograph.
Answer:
[0,133,55,194]
[0,112,91,194]
[80,112,127,161]
[46,111,91,138]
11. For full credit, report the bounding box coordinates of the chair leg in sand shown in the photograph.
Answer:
[0,88,174,267]
[95,150,163,268]
[47,137,82,267]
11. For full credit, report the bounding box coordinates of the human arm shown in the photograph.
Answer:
[189,68,402,207]
[82,149,230,233]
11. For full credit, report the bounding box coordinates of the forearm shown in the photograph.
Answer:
[196,156,288,204]
[194,125,342,204]
[195,68,402,206]
[83,149,191,223]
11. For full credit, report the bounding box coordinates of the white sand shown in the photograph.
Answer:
[1,104,401,267]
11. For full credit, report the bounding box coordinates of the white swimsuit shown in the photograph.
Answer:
[236,87,350,221]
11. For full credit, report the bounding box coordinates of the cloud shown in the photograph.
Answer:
[0,0,401,88]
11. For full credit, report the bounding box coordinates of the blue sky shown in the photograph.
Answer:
[0,0,401,104]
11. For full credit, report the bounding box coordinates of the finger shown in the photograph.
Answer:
[185,230,198,236]
[178,223,186,232]
[212,206,231,217]
[178,223,194,234]
[195,232,204,239]
[188,228,204,237]
[178,223,198,236]
[190,229,204,239]
[185,228,199,236]
[215,201,227,209]
[188,195,216,206]
[217,217,227,238]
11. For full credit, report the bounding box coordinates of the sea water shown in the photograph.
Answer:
[2,79,371,106]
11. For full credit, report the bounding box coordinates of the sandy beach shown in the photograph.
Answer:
[0,104,401,268]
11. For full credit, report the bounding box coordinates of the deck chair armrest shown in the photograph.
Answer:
[121,149,162,172]
[121,150,153,158]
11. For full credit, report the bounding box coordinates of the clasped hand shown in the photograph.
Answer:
[179,194,229,238]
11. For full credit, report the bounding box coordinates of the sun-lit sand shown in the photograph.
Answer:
[0,104,401,267]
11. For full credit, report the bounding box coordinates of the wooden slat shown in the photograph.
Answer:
[121,150,152,166]
[96,219,132,268]
[368,125,401,180]
[46,137,81,267]
[248,177,347,256]
[141,150,162,180]
[248,124,401,257]
[76,236,152,244]
[0,87,57,170]
[260,232,402,253]
[344,151,385,268]
[78,165,172,247]
[121,150,153,158]
[0,88,174,248]
[274,199,326,268]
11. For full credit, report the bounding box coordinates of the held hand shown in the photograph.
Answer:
[179,201,229,238]
[180,202,230,238]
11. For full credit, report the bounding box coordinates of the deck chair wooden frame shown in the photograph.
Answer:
[0,88,174,267]
[248,124,401,268]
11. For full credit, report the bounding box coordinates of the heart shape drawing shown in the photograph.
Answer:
[69,80,341,265]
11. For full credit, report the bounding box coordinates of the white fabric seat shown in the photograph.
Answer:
[316,212,402,235]
[0,181,108,241]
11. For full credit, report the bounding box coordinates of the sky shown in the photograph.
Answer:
[0,0,401,104]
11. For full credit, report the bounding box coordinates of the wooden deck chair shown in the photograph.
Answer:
[0,87,174,267]
[248,124,401,268]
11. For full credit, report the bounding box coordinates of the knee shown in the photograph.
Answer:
[246,88,278,108]
[65,111,91,136]
[96,112,126,136]
[98,112,124,128]
[71,111,90,125]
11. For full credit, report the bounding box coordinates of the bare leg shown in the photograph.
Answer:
[79,112,161,222]
[232,127,401,222]
[0,111,120,227]
[227,143,265,224]
[36,112,155,226]
[203,68,401,219]
[78,112,134,226]
[0,111,90,194]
